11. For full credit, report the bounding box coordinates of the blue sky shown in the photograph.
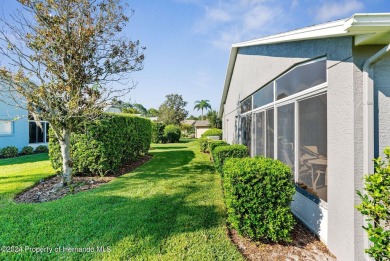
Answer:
[1,0,389,116]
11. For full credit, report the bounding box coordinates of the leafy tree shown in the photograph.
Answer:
[122,107,140,114]
[147,108,159,117]
[0,0,145,186]
[207,110,222,129]
[158,94,188,125]
[194,99,211,120]
[133,103,147,115]
[187,115,201,120]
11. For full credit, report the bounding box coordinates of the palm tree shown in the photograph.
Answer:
[194,100,212,120]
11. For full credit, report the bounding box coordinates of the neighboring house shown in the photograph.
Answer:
[219,13,390,261]
[103,104,122,113]
[182,119,196,126]
[194,120,210,138]
[0,96,49,151]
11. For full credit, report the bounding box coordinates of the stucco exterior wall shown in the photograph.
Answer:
[374,54,390,158]
[221,37,385,260]
[0,98,29,150]
[195,127,209,138]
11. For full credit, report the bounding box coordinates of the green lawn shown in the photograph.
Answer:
[0,141,243,260]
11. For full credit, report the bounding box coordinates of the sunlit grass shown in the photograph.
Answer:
[0,141,243,260]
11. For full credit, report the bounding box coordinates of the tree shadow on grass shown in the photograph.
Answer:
[151,146,187,150]
[0,153,49,166]
[0,189,225,260]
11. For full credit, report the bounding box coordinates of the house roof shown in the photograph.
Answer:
[219,13,390,116]
[194,120,210,127]
[182,119,196,126]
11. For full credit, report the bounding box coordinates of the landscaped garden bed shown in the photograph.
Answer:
[14,155,152,203]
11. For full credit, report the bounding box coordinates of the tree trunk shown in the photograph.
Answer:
[201,109,204,120]
[59,129,73,186]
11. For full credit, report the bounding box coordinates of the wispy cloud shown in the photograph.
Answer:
[193,0,285,50]
[316,0,364,22]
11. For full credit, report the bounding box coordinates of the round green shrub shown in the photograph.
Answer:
[164,125,181,143]
[198,138,209,153]
[208,140,229,154]
[223,157,295,243]
[201,128,222,139]
[20,146,34,155]
[0,146,19,158]
[213,145,248,174]
[34,145,49,153]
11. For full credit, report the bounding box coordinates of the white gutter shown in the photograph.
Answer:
[362,43,390,261]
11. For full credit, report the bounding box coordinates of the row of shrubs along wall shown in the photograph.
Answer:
[49,113,152,176]
[199,138,296,243]
[0,145,48,158]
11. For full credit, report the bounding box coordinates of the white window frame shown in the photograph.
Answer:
[0,120,13,135]
[238,57,328,204]
[28,120,49,144]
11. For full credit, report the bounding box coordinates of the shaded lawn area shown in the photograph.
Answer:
[0,141,243,260]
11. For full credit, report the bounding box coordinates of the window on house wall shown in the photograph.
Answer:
[266,109,274,158]
[29,121,49,143]
[253,83,274,109]
[298,94,327,201]
[241,97,252,113]
[276,59,326,100]
[277,103,295,171]
[254,111,265,156]
[240,115,252,152]
[0,120,13,135]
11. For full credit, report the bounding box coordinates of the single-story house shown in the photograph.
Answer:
[194,120,210,138]
[0,97,49,151]
[219,13,390,261]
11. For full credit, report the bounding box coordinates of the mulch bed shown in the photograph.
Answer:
[228,219,337,261]
[14,155,152,204]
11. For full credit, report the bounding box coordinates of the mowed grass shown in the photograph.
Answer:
[0,140,243,260]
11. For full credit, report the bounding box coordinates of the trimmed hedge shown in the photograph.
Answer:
[152,122,166,143]
[198,138,209,153]
[223,157,295,242]
[164,124,181,143]
[20,146,34,155]
[209,140,229,161]
[201,128,222,139]
[213,145,248,174]
[0,146,18,158]
[49,113,152,176]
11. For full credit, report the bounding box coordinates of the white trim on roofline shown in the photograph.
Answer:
[219,13,390,117]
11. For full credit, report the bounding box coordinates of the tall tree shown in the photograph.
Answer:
[194,100,211,120]
[133,103,147,115]
[207,110,222,129]
[158,94,188,125]
[0,0,145,186]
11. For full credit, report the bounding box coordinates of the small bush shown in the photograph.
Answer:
[213,145,248,174]
[201,128,222,139]
[198,138,210,153]
[20,146,34,155]
[34,145,49,153]
[152,122,166,143]
[0,146,19,158]
[164,125,181,143]
[223,157,295,242]
[209,140,229,160]
[356,147,390,260]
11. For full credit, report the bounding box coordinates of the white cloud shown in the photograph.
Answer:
[193,0,285,50]
[316,0,364,22]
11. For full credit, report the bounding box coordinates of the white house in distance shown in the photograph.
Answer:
[219,13,390,261]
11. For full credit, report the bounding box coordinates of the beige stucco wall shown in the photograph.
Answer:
[195,127,210,138]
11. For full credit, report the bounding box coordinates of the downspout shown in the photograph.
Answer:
[362,43,390,261]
